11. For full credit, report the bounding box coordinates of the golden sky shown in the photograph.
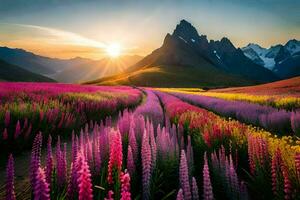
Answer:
[0,0,299,59]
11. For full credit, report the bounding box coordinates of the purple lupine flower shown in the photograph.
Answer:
[149,122,157,172]
[127,145,135,176]
[186,135,194,173]
[179,150,191,200]
[33,167,50,200]
[56,139,67,187]
[142,130,152,200]
[94,138,101,174]
[30,132,42,188]
[229,155,239,198]
[176,189,184,200]
[45,136,53,186]
[6,154,16,200]
[67,161,78,199]
[203,153,214,200]
[14,120,21,139]
[129,123,138,161]
[71,131,78,163]
[291,111,300,136]
[192,177,199,200]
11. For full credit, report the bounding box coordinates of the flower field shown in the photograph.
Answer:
[1,85,300,200]
[160,88,300,110]
[159,88,300,137]
[0,83,143,153]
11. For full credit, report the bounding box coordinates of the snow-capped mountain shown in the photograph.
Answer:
[242,39,300,78]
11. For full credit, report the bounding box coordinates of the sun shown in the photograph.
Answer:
[105,43,121,58]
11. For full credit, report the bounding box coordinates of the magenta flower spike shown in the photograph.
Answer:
[14,120,21,139]
[149,123,157,172]
[105,190,114,200]
[120,171,131,200]
[176,189,184,200]
[191,177,199,200]
[67,161,79,199]
[281,165,292,200]
[203,153,214,200]
[127,145,135,176]
[179,150,191,200]
[77,152,93,200]
[142,130,152,200]
[45,135,53,186]
[271,149,283,196]
[33,167,50,200]
[107,130,123,184]
[6,154,16,200]
[129,123,138,161]
[30,132,42,188]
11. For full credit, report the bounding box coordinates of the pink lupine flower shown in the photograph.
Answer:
[30,133,42,188]
[203,153,214,200]
[142,130,152,200]
[176,189,184,200]
[179,150,191,200]
[107,130,123,184]
[281,165,292,200]
[77,152,93,200]
[33,167,50,200]
[105,190,114,200]
[3,128,8,140]
[45,136,53,186]
[6,154,16,200]
[4,111,10,127]
[191,177,199,200]
[120,171,131,200]
[14,120,21,139]
[127,145,135,176]
[271,149,283,196]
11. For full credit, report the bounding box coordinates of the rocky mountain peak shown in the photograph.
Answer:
[172,19,200,42]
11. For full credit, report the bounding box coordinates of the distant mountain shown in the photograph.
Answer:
[242,39,300,78]
[53,55,142,83]
[0,46,142,83]
[90,20,278,87]
[0,58,55,82]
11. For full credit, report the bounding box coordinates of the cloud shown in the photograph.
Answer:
[2,23,106,48]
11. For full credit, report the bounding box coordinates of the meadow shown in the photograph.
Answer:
[1,83,300,200]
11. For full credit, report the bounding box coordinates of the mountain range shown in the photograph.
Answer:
[0,46,142,83]
[88,20,279,87]
[242,39,300,79]
[1,19,299,86]
[0,58,55,82]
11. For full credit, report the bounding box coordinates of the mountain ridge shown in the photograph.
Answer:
[90,19,278,87]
